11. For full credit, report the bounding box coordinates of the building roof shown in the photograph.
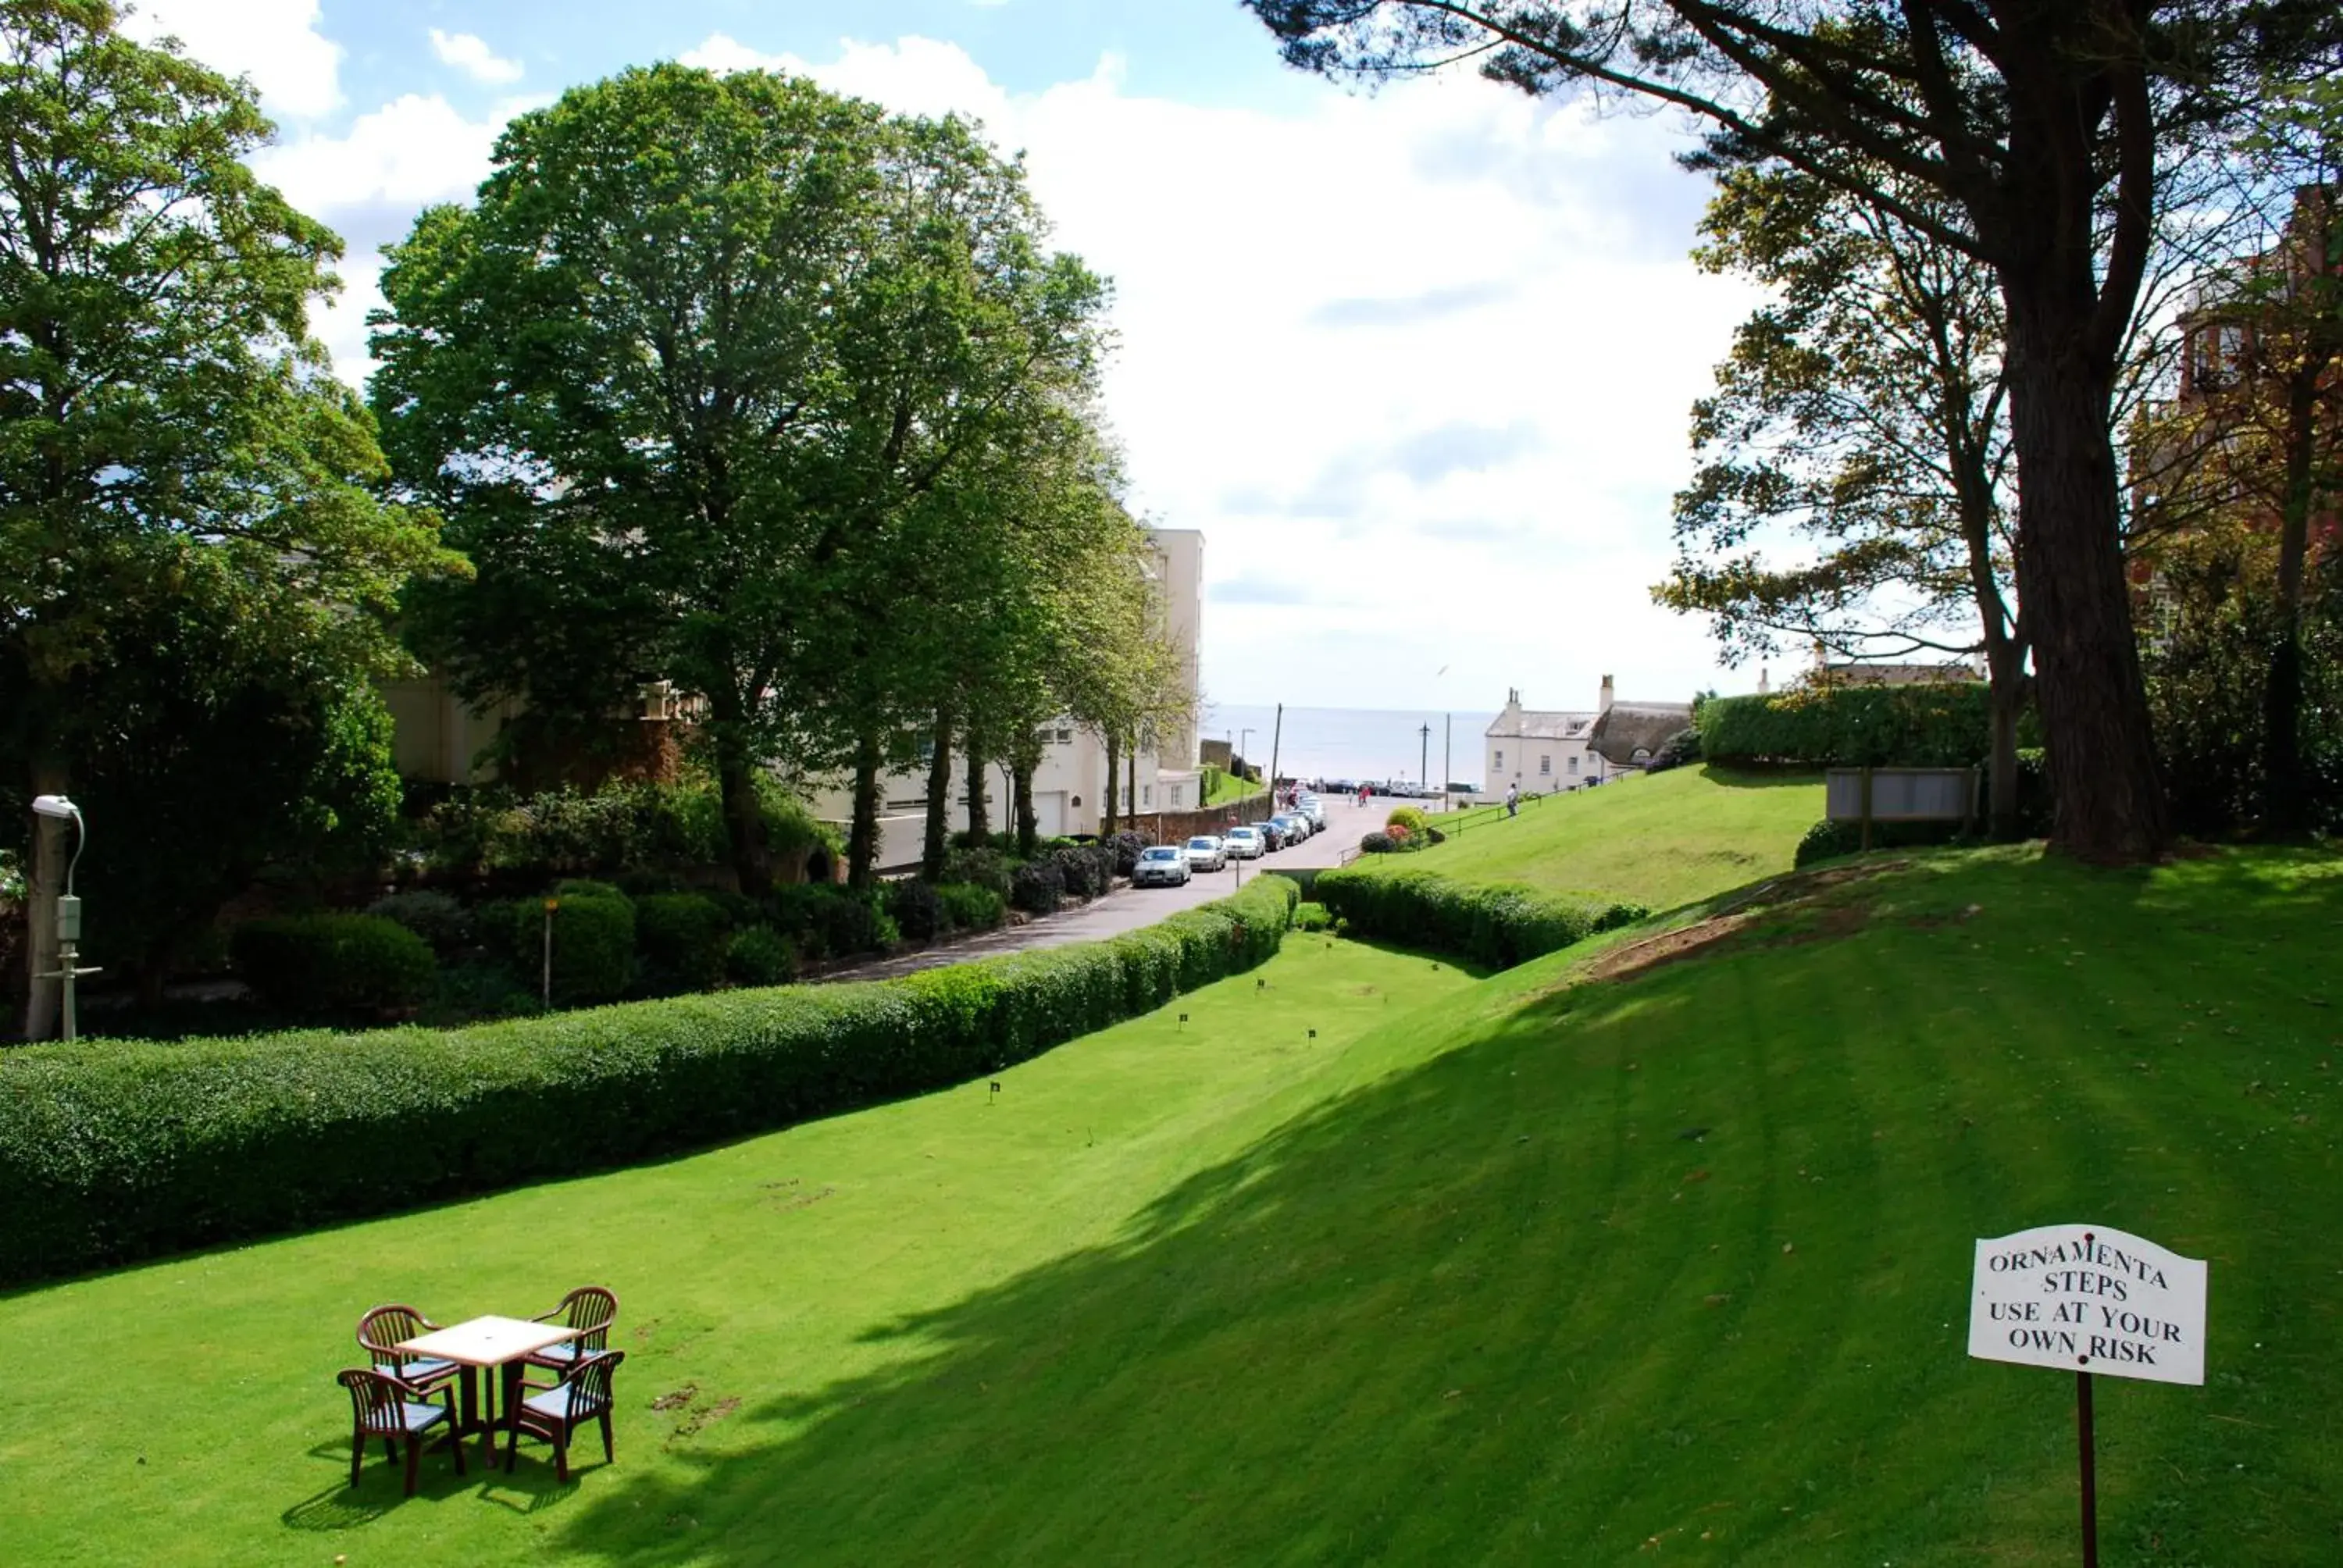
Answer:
[1485,709,1596,740]
[1817,661,1982,686]
[1586,702,1696,766]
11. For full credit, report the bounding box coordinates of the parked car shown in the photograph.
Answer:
[1183,835,1227,872]
[1296,795,1325,827]
[1249,819,1287,851]
[1133,844,1192,887]
[1223,826,1264,859]
[1272,814,1312,844]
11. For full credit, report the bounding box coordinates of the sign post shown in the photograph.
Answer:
[1968,1224,2208,1566]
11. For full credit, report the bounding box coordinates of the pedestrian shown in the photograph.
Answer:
[1506,782,1519,818]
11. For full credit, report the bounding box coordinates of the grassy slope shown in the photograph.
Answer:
[1403,764,1822,907]
[5,847,2340,1566]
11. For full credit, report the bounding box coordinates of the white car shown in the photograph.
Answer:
[1223,826,1264,859]
[1296,796,1325,828]
[1133,844,1191,887]
[1183,835,1227,872]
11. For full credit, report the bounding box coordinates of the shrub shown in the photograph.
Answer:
[1047,842,1117,900]
[1645,726,1703,775]
[0,875,1300,1285]
[767,883,892,960]
[1792,817,1965,868]
[1385,805,1432,840]
[1314,867,1646,970]
[405,775,838,880]
[1360,831,1395,854]
[890,878,947,942]
[1292,900,1335,932]
[725,925,795,987]
[1010,857,1065,914]
[1104,830,1148,878]
[634,893,733,992]
[936,882,1007,933]
[486,886,635,1005]
[228,915,437,1014]
[364,889,473,957]
[941,846,1013,900]
[1698,682,1997,768]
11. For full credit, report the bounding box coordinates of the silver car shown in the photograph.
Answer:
[1183,835,1227,872]
[1133,844,1191,887]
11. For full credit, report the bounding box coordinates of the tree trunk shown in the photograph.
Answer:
[2261,372,2320,836]
[847,728,883,889]
[2002,287,2168,862]
[962,723,990,843]
[1987,659,2025,841]
[1014,761,1038,857]
[922,704,955,881]
[1102,731,1119,836]
[1126,746,1138,830]
[707,697,772,896]
[20,754,68,1042]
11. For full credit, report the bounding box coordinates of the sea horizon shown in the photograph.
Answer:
[1199,703,1497,788]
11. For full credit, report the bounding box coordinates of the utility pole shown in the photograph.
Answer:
[1266,704,1284,817]
[1443,713,1452,814]
[1418,723,1430,795]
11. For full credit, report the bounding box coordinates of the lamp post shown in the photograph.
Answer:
[32,794,97,1042]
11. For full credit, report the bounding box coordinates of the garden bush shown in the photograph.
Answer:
[936,882,1007,933]
[228,914,437,1014]
[364,889,473,957]
[0,875,1301,1285]
[1360,831,1395,854]
[406,775,839,880]
[1698,682,1995,768]
[941,846,1013,900]
[1010,857,1065,915]
[890,878,948,943]
[725,925,796,987]
[1792,818,1965,868]
[1385,805,1433,841]
[1047,842,1117,901]
[1314,867,1646,970]
[483,885,635,1005]
[1644,725,1703,774]
[1292,900,1336,932]
[767,883,893,961]
[633,893,733,992]
[1104,830,1148,878]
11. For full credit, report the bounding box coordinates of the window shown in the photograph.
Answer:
[1539,754,1551,776]
[1143,786,1153,807]
[1567,755,1579,775]
[1056,727,1073,743]
[1494,750,1504,772]
[1169,784,1184,807]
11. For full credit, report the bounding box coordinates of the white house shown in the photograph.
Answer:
[1482,677,1635,794]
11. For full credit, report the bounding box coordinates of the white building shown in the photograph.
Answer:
[1482,677,1639,796]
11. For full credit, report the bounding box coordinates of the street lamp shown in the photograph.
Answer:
[32,793,96,1042]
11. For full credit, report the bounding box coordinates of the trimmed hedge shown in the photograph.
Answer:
[1314,867,1646,970]
[228,915,437,1014]
[0,875,1300,1286]
[1699,682,1994,767]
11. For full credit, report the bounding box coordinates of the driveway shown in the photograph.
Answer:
[817,796,1386,985]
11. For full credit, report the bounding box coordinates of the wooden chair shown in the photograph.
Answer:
[522,1285,619,1374]
[337,1368,465,1496]
[356,1303,461,1395]
[504,1349,624,1483]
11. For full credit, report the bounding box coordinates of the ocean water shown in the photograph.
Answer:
[1201,704,1496,789]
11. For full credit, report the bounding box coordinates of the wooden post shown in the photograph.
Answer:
[2076,1370,2099,1567]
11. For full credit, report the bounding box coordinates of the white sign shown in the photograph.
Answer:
[1967,1224,2207,1386]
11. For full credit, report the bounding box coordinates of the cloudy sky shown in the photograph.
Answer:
[131,0,1767,714]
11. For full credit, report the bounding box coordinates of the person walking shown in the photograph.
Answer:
[1505,782,1519,818]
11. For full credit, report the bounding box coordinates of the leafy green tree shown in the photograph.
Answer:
[374,68,1108,895]
[0,0,453,1032]
[1247,0,2343,861]
[1657,157,2031,834]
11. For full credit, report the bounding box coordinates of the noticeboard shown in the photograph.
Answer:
[1967,1224,2207,1387]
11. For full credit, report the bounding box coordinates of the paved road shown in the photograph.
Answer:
[818,795,1390,984]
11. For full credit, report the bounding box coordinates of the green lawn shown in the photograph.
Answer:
[1408,764,1822,907]
[1200,765,1259,807]
[5,846,2340,1565]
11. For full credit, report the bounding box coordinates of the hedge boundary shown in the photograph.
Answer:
[1699,682,1993,768]
[1313,866,1646,970]
[0,876,1300,1287]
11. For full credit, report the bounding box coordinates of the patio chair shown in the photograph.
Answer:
[522,1285,619,1374]
[504,1349,626,1483]
[337,1367,465,1496]
[355,1303,460,1395]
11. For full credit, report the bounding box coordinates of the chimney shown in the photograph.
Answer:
[1599,674,1614,713]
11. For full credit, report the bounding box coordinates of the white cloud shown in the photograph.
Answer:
[127,0,342,119]
[679,34,1760,709]
[429,28,524,87]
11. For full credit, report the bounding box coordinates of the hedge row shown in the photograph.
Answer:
[1698,682,1995,767]
[0,875,1300,1287]
[1313,867,1646,970]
